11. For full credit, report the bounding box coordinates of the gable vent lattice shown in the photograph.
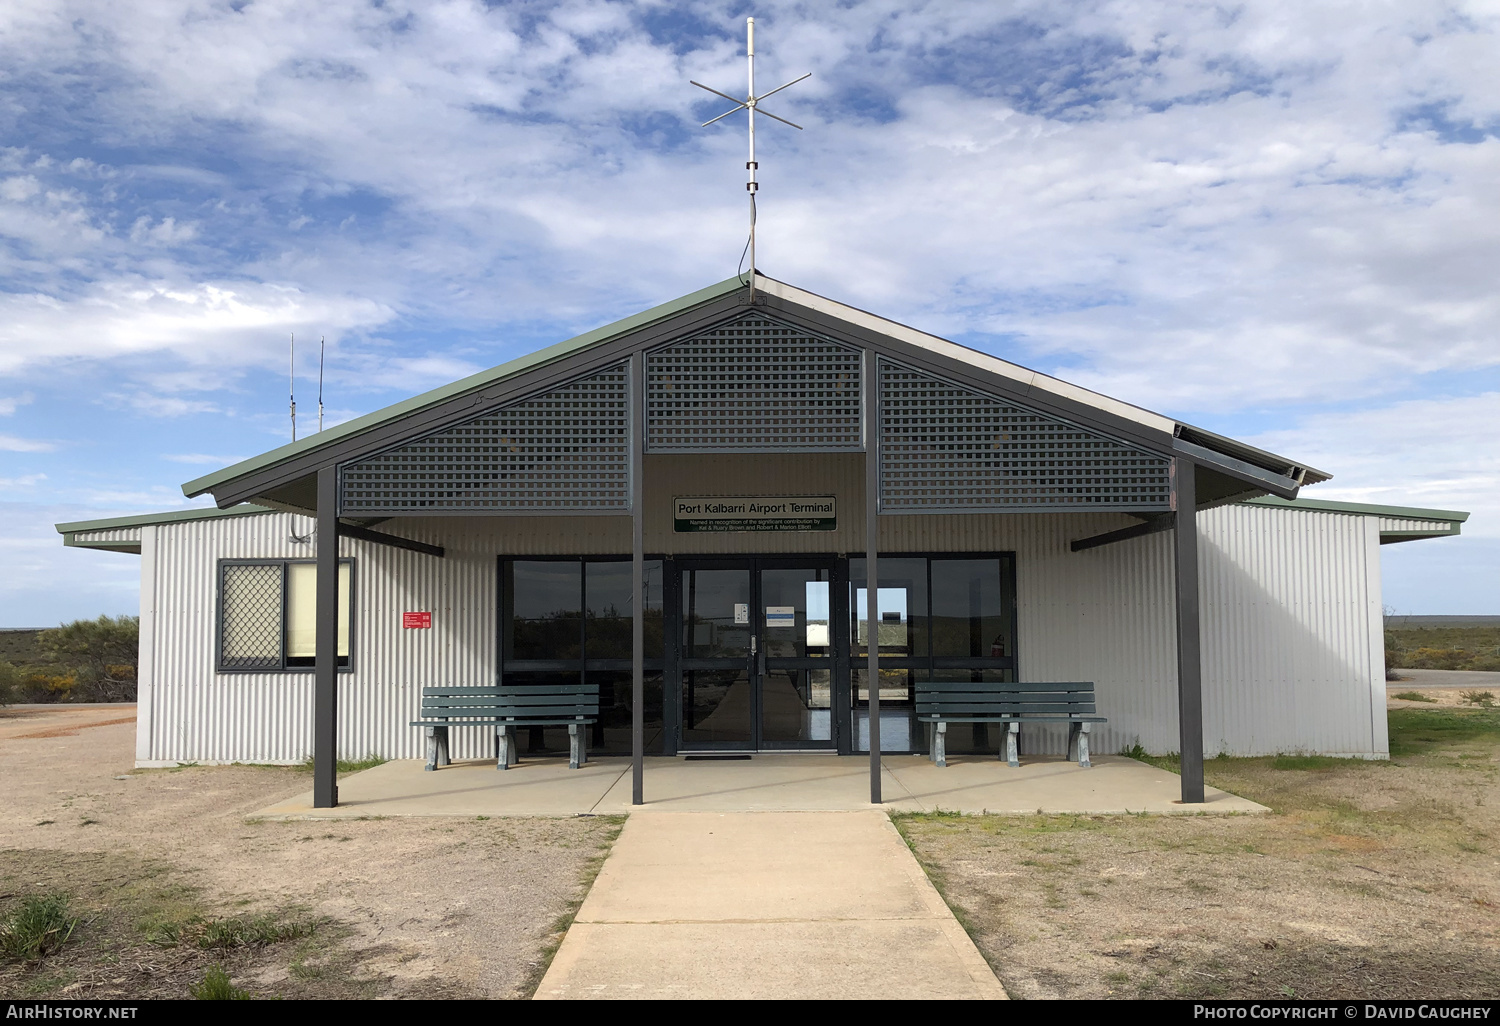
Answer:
[646,314,863,452]
[879,360,1171,511]
[340,363,630,514]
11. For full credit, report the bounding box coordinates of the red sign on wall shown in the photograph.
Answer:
[403,611,432,629]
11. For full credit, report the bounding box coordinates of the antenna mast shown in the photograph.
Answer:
[318,335,325,433]
[289,332,297,442]
[692,17,808,305]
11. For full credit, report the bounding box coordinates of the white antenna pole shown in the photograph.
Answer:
[747,17,757,303]
[289,331,297,442]
[318,335,325,433]
[690,18,808,306]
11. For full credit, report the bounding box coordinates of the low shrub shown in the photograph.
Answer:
[0,893,79,961]
[1460,690,1496,709]
[1392,691,1437,703]
[190,965,249,1000]
[198,913,319,950]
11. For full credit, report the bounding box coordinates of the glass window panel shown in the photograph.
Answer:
[851,557,928,658]
[680,569,751,658]
[220,563,283,669]
[586,670,665,755]
[286,562,351,662]
[930,558,1007,658]
[760,568,830,658]
[760,668,832,743]
[585,560,664,660]
[680,668,753,744]
[508,561,582,660]
[850,670,916,753]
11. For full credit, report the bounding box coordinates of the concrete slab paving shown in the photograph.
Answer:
[250,753,1265,819]
[534,810,1006,1000]
[884,754,1266,815]
[252,757,629,819]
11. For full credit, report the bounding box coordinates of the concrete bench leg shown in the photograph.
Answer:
[933,721,947,768]
[926,721,935,761]
[497,726,518,770]
[424,725,449,770]
[424,725,446,772]
[1069,722,1093,768]
[568,724,583,770]
[1006,722,1020,768]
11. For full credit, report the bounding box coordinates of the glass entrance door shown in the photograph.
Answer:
[678,559,837,751]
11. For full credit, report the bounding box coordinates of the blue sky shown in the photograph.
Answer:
[2,0,1497,624]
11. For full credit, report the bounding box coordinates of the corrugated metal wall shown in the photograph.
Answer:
[137,486,1388,765]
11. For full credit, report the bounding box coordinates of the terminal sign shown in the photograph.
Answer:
[674,496,836,533]
[403,611,432,629]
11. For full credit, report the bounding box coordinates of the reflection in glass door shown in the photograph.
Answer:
[679,566,754,747]
[678,560,838,751]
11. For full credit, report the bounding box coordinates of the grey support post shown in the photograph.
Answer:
[630,351,645,806]
[313,465,340,809]
[1173,456,1206,804]
[864,349,881,804]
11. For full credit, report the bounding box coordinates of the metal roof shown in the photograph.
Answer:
[179,272,1330,508]
[1246,495,1467,543]
[56,496,1468,553]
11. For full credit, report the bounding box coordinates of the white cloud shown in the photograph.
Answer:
[0,433,54,452]
[1245,392,1500,538]
[0,473,46,487]
[0,279,392,376]
[0,392,32,416]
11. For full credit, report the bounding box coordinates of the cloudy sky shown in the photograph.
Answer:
[1,0,1496,624]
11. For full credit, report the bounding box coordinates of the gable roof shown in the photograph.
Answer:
[182,273,1329,512]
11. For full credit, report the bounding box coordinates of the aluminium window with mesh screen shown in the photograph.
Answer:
[217,560,354,672]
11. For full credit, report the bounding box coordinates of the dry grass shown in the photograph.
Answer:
[897,707,1500,1000]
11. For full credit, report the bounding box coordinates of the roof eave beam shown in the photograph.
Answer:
[1070,513,1174,553]
[1173,438,1302,500]
[338,521,445,559]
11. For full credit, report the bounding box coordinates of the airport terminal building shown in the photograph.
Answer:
[57,275,1468,805]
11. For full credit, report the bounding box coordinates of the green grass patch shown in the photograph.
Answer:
[190,965,249,1000]
[0,893,79,961]
[1388,707,1500,759]
[1392,691,1437,703]
[295,754,387,775]
[198,911,322,950]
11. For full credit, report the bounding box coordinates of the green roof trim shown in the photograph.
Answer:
[1245,496,1469,522]
[56,504,276,536]
[181,274,749,499]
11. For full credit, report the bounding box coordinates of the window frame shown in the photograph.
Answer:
[497,555,667,682]
[848,552,1018,674]
[215,558,356,674]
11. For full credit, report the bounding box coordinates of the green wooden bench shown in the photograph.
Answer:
[915,680,1104,768]
[411,684,599,771]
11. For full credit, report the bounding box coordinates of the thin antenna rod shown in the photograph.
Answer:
[747,16,756,303]
[318,335,325,433]
[289,332,297,442]
[691,16,807,305]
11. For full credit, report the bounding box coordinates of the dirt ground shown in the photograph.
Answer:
[897,705,1500,1000]
[0,706,621,1000]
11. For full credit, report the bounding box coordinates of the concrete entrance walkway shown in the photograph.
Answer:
[534,810,1006,1000]
[253,753,1266,819]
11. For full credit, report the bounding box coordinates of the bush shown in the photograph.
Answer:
[0,893,79,961]
[198,913,319,950]
[1460,690,1496,709]
[189,965,249,1000]
[37,615,139,702]
[1392,691,1437,703]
